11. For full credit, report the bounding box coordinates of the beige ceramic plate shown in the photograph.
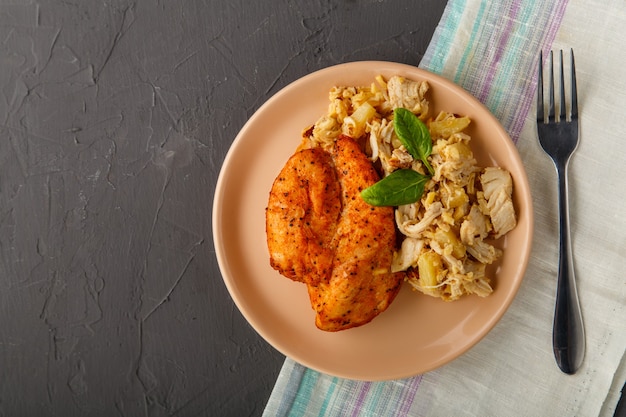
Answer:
[213,61,533,381]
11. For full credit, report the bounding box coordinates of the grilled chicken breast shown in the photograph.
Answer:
[266,146,341,287]
[266,136,403,331]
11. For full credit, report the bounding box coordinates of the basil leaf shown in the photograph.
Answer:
[393,107,434,175]
[361,169,430,207]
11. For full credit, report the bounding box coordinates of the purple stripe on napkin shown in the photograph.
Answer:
[475,0,522,104]
[397,375,423,417]
[349,382,371,417]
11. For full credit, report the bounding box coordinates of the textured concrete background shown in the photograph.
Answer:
[0,1,446,415]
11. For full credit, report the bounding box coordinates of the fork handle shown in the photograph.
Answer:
[553,161,585,374]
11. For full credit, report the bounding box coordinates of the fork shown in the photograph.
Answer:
[536,49,585,374]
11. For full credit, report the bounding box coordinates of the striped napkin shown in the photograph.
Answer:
[263,0,626,416]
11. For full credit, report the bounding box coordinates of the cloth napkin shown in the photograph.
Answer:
[263,0,626,416]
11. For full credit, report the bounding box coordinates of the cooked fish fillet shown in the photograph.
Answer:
[266,136,403,332]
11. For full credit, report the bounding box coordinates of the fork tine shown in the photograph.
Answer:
[537,51,544,123]
[559,50,566,121]
[548,50,556,123]
[571,49,578,120]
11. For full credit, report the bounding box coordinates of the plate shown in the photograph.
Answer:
[212,61,533,381]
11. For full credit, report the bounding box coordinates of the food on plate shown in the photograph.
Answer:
[266,73,518,330]
[266,136,404,331]
[300,75,517,301]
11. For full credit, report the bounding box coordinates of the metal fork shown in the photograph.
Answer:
[536,49,585,374]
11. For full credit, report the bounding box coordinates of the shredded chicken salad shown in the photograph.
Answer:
[299,75,517,301]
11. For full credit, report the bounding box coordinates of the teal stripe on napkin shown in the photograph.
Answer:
[263,1,570,416]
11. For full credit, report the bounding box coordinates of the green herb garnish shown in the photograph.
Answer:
[361,107,434,207]
[393,107,434,176]
[361,169,430,207]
